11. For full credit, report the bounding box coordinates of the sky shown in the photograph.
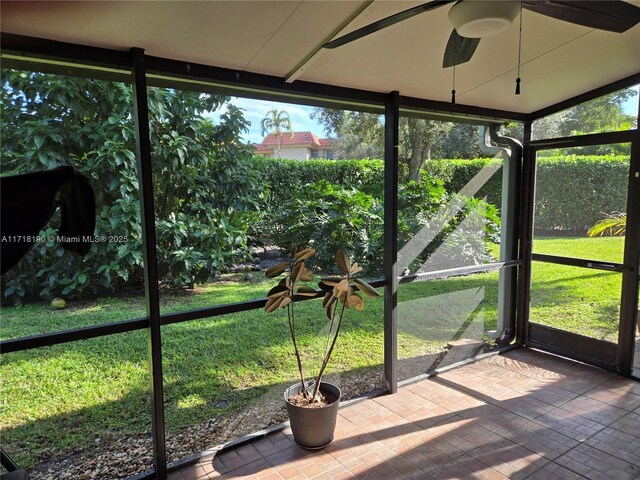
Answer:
[211,84,639,145]
[212,97,325,145]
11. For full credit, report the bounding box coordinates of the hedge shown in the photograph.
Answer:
[254,154,629,235]
[534,155,628,234]
[251,157,385,197]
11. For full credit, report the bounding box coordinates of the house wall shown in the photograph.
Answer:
[279,146,310,161]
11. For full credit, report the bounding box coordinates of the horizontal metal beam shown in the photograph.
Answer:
[0,56,132,84]
[0,318,149,354]
[145,73,385,115]
[398,260,522,284]
[1,32,131,72]
[527,323,618,371]
[529,129,637,149]
[144,54,389,109]
[532,253,631,274]
[3,33,530,123]
[400,96,529,124]
[0,279,387,354]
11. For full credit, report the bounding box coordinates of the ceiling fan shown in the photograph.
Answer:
[322,1,640,69]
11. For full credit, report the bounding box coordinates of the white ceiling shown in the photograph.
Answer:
[1,0,639,114]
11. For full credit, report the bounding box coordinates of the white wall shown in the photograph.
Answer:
[279,146,310,161]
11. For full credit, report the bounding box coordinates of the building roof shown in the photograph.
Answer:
[256,131,333,150]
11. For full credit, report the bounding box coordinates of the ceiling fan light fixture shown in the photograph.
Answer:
[448,1,520,38]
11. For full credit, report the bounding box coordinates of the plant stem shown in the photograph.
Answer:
[288,292,307,397]
[323,298,337,362]
[312,291,348,401]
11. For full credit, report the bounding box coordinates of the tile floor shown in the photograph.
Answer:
[170,348,640,479]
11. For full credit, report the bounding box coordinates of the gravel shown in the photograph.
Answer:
[26,367,385,480]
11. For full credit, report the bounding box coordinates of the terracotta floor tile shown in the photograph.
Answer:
[180,464,210,480]
[525,462,586,480]
[555,442,640,480]
[175,348,640,480]
[585,425,640,466]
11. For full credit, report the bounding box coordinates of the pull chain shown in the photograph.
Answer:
[451,63,456,104]
[451,35,457,104]
[515,1,523,95]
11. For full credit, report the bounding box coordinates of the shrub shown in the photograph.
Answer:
[264,175,499,278]
[1,71,260,303]
[267,180,384,276]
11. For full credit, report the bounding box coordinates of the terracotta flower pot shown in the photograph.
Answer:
[284,382,341,449]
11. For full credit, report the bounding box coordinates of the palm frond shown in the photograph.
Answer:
[587,212,626,237]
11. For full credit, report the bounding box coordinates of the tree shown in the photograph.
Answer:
[260,108,293,158]
[559,89,637,136]
[1,70,261,302]
[311,107,454,182]
[437,123,483,159]
[310,108,384,159]
[400,118,453,182]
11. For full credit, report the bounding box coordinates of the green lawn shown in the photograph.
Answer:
[0,237,624,468]
[530,236,624,340]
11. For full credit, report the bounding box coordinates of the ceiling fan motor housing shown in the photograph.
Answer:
[449,0,520,38]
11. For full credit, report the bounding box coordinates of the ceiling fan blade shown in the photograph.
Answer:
[523,1,640,33]
[323,0,455,49]
[443,29,481,68]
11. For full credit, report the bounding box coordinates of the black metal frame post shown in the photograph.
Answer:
[515,121,533,345]
[383,91,400,394]
[131,47,167,479]
[618,133,640,374]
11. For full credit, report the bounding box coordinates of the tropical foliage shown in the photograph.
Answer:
[587,212,626,237]
[1,70,261,302]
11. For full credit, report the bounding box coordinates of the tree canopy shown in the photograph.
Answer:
[310,86,637,178]
[1,70,261,302]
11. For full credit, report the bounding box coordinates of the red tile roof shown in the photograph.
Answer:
[253,143,273,153]
[258,131,332,149]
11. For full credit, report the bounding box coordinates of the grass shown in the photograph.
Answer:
[530,236,624,340]
[0,237,624,468]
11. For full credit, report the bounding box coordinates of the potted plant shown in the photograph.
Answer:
[264,247,379,448]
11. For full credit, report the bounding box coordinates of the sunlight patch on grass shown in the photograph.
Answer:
[176,394,207,410]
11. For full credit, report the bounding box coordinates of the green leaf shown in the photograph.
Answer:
[34,134,45,149]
